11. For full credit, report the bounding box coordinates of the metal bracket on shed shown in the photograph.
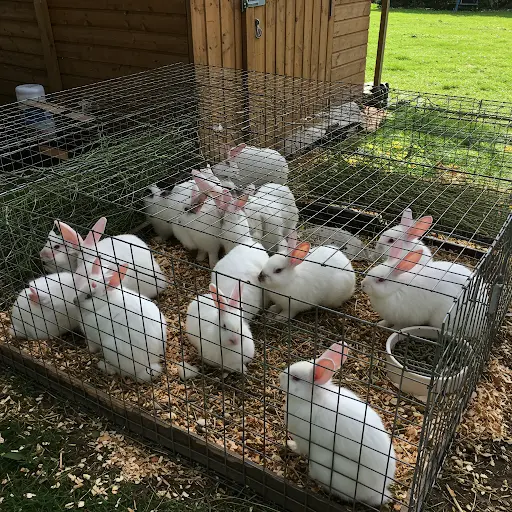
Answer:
[242,0,266,12]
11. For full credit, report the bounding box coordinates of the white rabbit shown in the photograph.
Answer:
[211,243,269,321]
[186,283,255,374]
[258,236,356,320]
[56,217,168,299]
[281,342,396,506]
[74,258,167,382]
[40,219,106,274]
[212,188,254,254]
[361,240,487,337]
[212,143,288,188]
[244,183,299,254]
[171,171,224,268]
[10,272,80,339]
[143,185,178,240]
[375,208,433,265]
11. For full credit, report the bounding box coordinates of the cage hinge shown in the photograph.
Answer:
[488,277,504,317]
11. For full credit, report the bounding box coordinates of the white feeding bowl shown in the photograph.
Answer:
[386,326,472,400]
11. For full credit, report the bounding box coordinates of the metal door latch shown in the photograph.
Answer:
[255,18,263,38]
[242,0,266,12]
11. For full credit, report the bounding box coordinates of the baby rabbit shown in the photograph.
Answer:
[56,217,167,299]
[258,235,355,320]
[211,242,269,321]
[212,143,288,188]
[361,240,487,337]
[281,343,396,506]
[10,272,80,340]
[74,258,167,382]
[186,283,255,374]
[244,183,299,254]
[375,208,433,265]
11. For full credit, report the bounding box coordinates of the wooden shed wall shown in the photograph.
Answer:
[0,0,48,105]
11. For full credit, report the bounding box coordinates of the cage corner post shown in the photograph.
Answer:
[33,0,62,93]
[373,0,390,86]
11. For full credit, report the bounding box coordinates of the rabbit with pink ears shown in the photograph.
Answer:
[375,208,433,265]
[362,240,487,337]
[186,283,255,374]
[73,257,167,382]
[52,217,167,299]
[281,342,396,506]
[258,233,355,320]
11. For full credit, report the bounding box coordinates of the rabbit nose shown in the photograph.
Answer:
[258,272,266,283]
[40,249,52,259]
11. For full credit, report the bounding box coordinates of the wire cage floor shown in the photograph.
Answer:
[0,63,511,512]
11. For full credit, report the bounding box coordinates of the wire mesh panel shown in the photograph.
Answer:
[0,63,511,512]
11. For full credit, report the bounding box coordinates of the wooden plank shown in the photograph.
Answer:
[0,19,41,38]
[47,0,187,15]
[332,30,369,52]
[309,1,322,79]
[374,0,389,85]
[317,0,329,81]
[0,93,16,105]
[284,0,295,76]
[48,8,189,36]
[0,49,46,70]
[233,0,242,69]
[0,79,29,97]
[0,63,48,85]
[275,0,286,75]
[220,0,235,68]
[58,58,146,80]
[33,0,62,91]
[334,0,366,5]
[0,35,43,55]
[25,98,94,121]
[265,0,276,74]
[333,16,370,37]
[331,44,367,68]
[253,5,266,73]
[301,0,313,79]
[293,0,304,77]
[51,25,189,54]
[341,70,365,85]
[330,58,366,81]
[325,0,335,81]
[189,0,208,64]
[0,1,36,21]
[334,1,371,21]
[60,73,96,89]
[205,0,222,67]
[55,42,187,68]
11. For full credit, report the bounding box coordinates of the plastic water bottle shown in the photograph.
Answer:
[15,84,55,132]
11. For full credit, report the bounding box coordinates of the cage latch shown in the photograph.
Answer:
[242,0,266,11]
[488,277,504,317]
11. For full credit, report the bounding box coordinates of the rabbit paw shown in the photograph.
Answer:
[87,340,102,354]
[97,360,117,375]
[287,439,299,453]
[196,250,207,262]
[378,319,391,328]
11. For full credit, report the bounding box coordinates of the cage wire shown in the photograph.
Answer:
[0,63,511,512]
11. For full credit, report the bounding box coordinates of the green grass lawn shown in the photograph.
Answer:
[366,5,512,101]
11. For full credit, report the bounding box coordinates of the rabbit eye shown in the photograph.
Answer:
[388,238,395,244]
[85,293,93,300]
[222,323,227,330]
[291,376,300,382]
[378,278,385,283]
[54,244,61,250]
[274,268,283,274]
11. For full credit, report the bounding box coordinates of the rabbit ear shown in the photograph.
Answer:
[56,221,83,249]
[235,194,248,211]
[83,217,107,248]
[228,282,244,309]
[319,342,350,369]
[407,216,432,240]
[192,170,222,195]
[209,283,228,311]
[313,358,336,385]
[289,242,310,267]
[28,287,40,303]
[395,249,423,273]
[91,257,102,276]
[108,264,129,289]
[228,143,246,159]
[213,189,233,212]
[400,208,414,229]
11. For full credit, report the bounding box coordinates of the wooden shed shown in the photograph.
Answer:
[0,0,371,104]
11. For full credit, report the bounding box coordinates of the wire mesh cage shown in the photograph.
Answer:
[0,63,511,512]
